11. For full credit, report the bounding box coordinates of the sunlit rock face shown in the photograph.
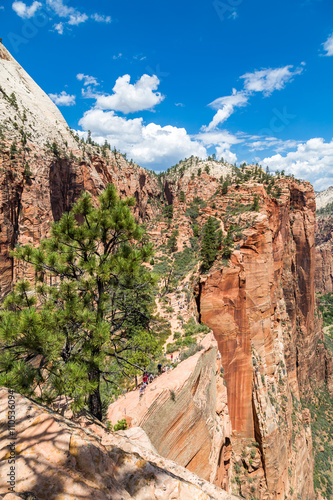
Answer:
[200,180,327,499]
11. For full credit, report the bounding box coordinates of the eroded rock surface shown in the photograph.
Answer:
[0,387,238,500]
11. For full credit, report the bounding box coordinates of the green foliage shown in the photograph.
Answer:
[10,141,17,158]
[252,194,260,211]
[167,230,179,253]
[200,217,222,272]
[179,343,204,361]
[221,180,229,195]
[23,162,32,182]
[318,293,333,327]
[179,191,186,202]
[317,202,333,216]
[113,418,128,431]
[163,204,174,221]
[51,142,60,157]
[0,184,160,421]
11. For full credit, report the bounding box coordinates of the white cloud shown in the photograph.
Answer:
[240,65,304,96]
[113,53,123,60]
[46,0,110,32]
[195,130,242,164]
[92,74,164,114]
[0,6,5,9]
[77,73,99,86]
[247,137,300,152]
[323,34,333,56]
[78,108,206,167]
[54,22,64,34]
[215,146,237,164]
[203,89,249,131]
[49,91,76,106]
[68,12,88,25]
[91,13,111,23]
[12,1,41,19]
[262,137,333,190]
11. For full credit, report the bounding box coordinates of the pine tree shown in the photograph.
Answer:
[0,184,160,421]
[200,217,222,272]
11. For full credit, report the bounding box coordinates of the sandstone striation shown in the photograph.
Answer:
[108,333,233,489]
[0,388,238,500]
[0,42,331,500]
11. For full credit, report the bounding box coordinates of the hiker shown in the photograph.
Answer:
[143,373,148,384]
[149,373,154,383]
[139,384,146,396]
[171,354,174,363]
[158,363,162,374]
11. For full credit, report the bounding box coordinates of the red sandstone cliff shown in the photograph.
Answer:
[315,213,333,294]
[0,43,331,500]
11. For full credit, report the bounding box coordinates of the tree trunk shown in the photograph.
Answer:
[88,369,103,421]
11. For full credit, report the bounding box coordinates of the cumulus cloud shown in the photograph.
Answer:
[44,0,110,32]
[77,73,99,86]
[12,1,41,19]
[262,137,333,190]
[78,108,206,167]
[49,91,76,106]
[54,22,64,34]
[240,65,304,96]
[323,34,333,56]
[91,13,111,23]
[92,74,164,114]
[202,90,249,131]
[194,130,242,164]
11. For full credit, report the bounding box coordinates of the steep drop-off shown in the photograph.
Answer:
[0,42,332,500]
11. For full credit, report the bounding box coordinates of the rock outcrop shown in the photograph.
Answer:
[199,180,326,499]
[315,211,333,294]
[108,333,232,489]
[0,388,238,500]
[0,42,331,499]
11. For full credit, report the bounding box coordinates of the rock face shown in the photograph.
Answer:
[315,186,333,211]
[315,211,333,294]
[0,143,162,298]
[0,43,75,148]
[0,43,331,500]
[0,388,238,500]
[200,180,327,499]
[108,333,232,489]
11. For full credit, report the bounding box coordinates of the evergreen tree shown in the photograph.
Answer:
[167,230,179,253]
[200,217,222,272]
[0,184,159,421]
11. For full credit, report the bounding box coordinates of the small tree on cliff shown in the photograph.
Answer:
[0,184,159,421]
[200,217,222,272]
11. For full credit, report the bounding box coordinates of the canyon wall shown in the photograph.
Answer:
[200,180,328,499]
[0,142,162,299]
[315,214,333,294]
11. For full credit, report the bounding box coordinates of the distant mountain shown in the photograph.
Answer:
[315,185,333,211]
[0,42,75,148]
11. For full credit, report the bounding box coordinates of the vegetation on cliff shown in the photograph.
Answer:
[0,184,163,421]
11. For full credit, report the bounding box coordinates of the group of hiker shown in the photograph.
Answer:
[139,359,178,396]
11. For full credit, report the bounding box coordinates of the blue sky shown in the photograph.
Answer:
[2,0,333,189]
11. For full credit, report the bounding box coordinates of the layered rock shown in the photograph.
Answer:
[199,180,328,499]
[0,142,162,298]
[0,387,238,500]
[108,333,233,489]
[315,213,333,294]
